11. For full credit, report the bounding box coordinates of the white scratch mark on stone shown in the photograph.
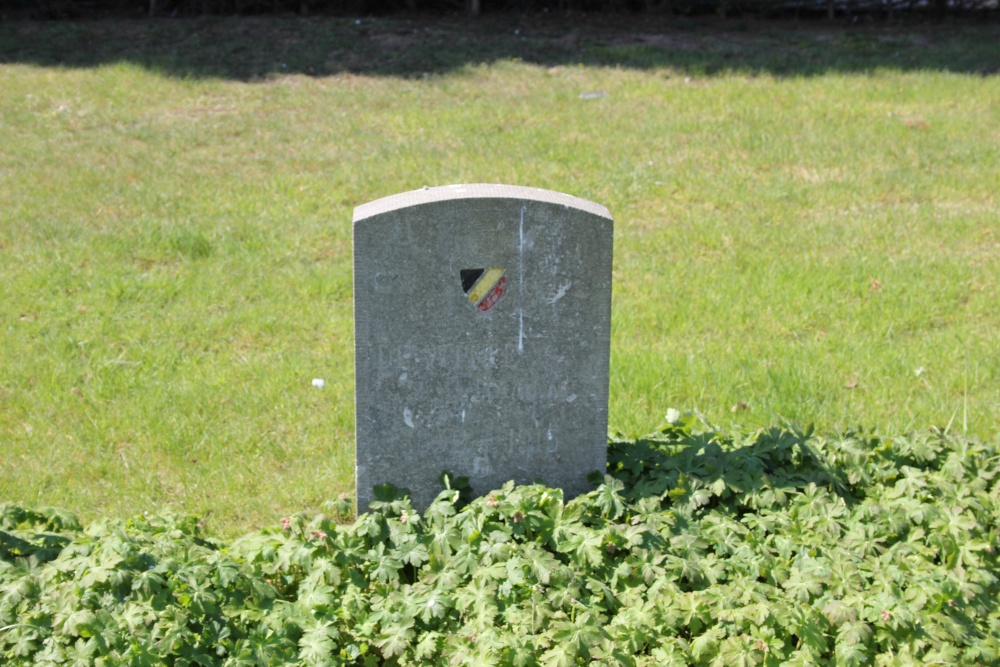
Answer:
[547,429,553,441]
[461,410,466,423]
[403,408,414,428]
[547,281,571,305]
[518,205,526,354]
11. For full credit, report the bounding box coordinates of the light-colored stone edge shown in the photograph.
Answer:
[353,184,612,223]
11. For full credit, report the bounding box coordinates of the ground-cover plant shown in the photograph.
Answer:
[3,424,998,665]
[1,19,999,534]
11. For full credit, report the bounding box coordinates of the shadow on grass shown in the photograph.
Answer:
[0,13,997,80]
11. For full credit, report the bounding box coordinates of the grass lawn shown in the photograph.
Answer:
[1,16,998,536]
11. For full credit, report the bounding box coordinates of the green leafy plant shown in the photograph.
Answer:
[3,426,999,665]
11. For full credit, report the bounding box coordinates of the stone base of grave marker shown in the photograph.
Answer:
[353,184,613,511]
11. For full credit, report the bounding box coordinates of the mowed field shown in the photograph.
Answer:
[1,17,998,535]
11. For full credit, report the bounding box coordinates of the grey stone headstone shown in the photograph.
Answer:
[353,184,613,511]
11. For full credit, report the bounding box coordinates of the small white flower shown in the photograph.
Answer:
[914,367,925,377]
[665,408,681,424]
[312,378,325,389]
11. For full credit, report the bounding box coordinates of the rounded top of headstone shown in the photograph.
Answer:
[353,184,612,223]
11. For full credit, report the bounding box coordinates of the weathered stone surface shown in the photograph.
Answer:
[353,184,613,511]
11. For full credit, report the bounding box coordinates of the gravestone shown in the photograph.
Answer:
[353,184,613,511]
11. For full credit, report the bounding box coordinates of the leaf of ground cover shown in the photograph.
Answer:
[3,429,1000,665]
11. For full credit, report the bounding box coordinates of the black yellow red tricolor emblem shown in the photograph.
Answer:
[461,268,507,312]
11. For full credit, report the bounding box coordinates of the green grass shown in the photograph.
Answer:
[1,17,998,535]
